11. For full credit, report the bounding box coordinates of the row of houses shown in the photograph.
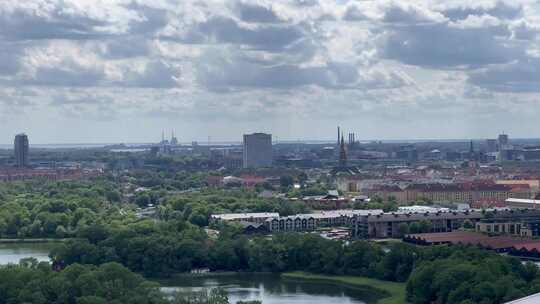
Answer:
[365,182,532,204]
[212,207,540,239]
[0,168,103,182]
[211,210,384,234]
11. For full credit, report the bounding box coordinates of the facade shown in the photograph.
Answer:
[368,182,531,204]
[243,133,272,168]
[14,133,29,168]
[353,210,483,239]
[476,209,540,237]
[265,210,383,233]
[505,198,540,209]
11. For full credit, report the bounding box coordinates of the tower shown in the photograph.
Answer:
[170,130,178,145]
[14,133,29,168]
[243,133,272,168]
[339,135,347,167]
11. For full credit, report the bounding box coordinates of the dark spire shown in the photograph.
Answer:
[339,135,347,167]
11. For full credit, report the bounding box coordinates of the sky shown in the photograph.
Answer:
[1,0,540,144]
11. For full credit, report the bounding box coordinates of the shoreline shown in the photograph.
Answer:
[282,272,407,304]
[0,238,73,244]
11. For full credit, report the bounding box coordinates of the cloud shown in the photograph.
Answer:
[468,59,540,92]
[437,1,523,21]
[180,16,304,51]
[236,2,282,23]
[0,0,539,141]
[196,48,408,91]
[122,60,179,88]
[0,1,141,41]
[343,5,370,21]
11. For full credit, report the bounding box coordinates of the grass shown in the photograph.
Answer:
[282,271,407,304]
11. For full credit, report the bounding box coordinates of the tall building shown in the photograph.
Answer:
[498,133,509,148]
[243,133,272,168]
[486,139,498,153]
[14,133,29,168]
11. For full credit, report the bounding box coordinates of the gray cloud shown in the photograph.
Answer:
[343,5,369,21]
[0,43,22,74]
[440,1,523,21]
[27,66,105,87]
[236,2,282,23]
[0,3,113,40]
[381,24,521,68]
[181,16,304,51]
[122,60,179,88]
[468,59,540,92]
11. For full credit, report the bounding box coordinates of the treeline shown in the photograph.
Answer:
[407,247,540,304]
[51,219,415,281]
[0,260,164,304]
[0,259,261,304]
[0,180,130,239]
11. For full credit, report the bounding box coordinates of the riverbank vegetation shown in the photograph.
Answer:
[0,258,261,304]
[50,222,540,304]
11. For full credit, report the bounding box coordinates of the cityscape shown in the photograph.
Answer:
[3,129,540,302]
[3,0,540,304]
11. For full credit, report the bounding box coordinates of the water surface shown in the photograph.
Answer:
[160,273,384,304]
[0,242,56,265]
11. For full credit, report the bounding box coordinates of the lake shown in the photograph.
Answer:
[159,273,383,304]
[0,242,57,265]
[0,244,381,303]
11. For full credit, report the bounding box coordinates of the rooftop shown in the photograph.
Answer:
[506,198,540,205]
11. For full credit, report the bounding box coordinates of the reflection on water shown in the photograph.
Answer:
[0,243,57,265]
[160,273,382,304]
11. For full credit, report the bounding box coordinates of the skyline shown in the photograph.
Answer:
[1,0,540,143]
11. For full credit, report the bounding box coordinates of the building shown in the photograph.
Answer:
[396,145,418,162]
[14,133,29,168]
[505,198,540,210]
[486,139,498,153]
[373,182,532,204]
[498,133,509,148]
[211,212,279,224]
[353,210,483,239]
[265,210,383,233]
[476,209,540,237]
[243,133,272,168]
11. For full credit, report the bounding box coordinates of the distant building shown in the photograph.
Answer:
[14,133,29,168]
[505,198,540,210]
[243,133,272,168]
[396,145,418,162]
[498,133,509,149]
[486,139,498,153]
[170,130,179,146]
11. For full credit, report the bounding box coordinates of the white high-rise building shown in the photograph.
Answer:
[243,133,272,168]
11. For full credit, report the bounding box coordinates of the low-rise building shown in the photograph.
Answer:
[211,212,279,224]
[353,210,483,239]
[505,198,540,210]
[265,209,384,233]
